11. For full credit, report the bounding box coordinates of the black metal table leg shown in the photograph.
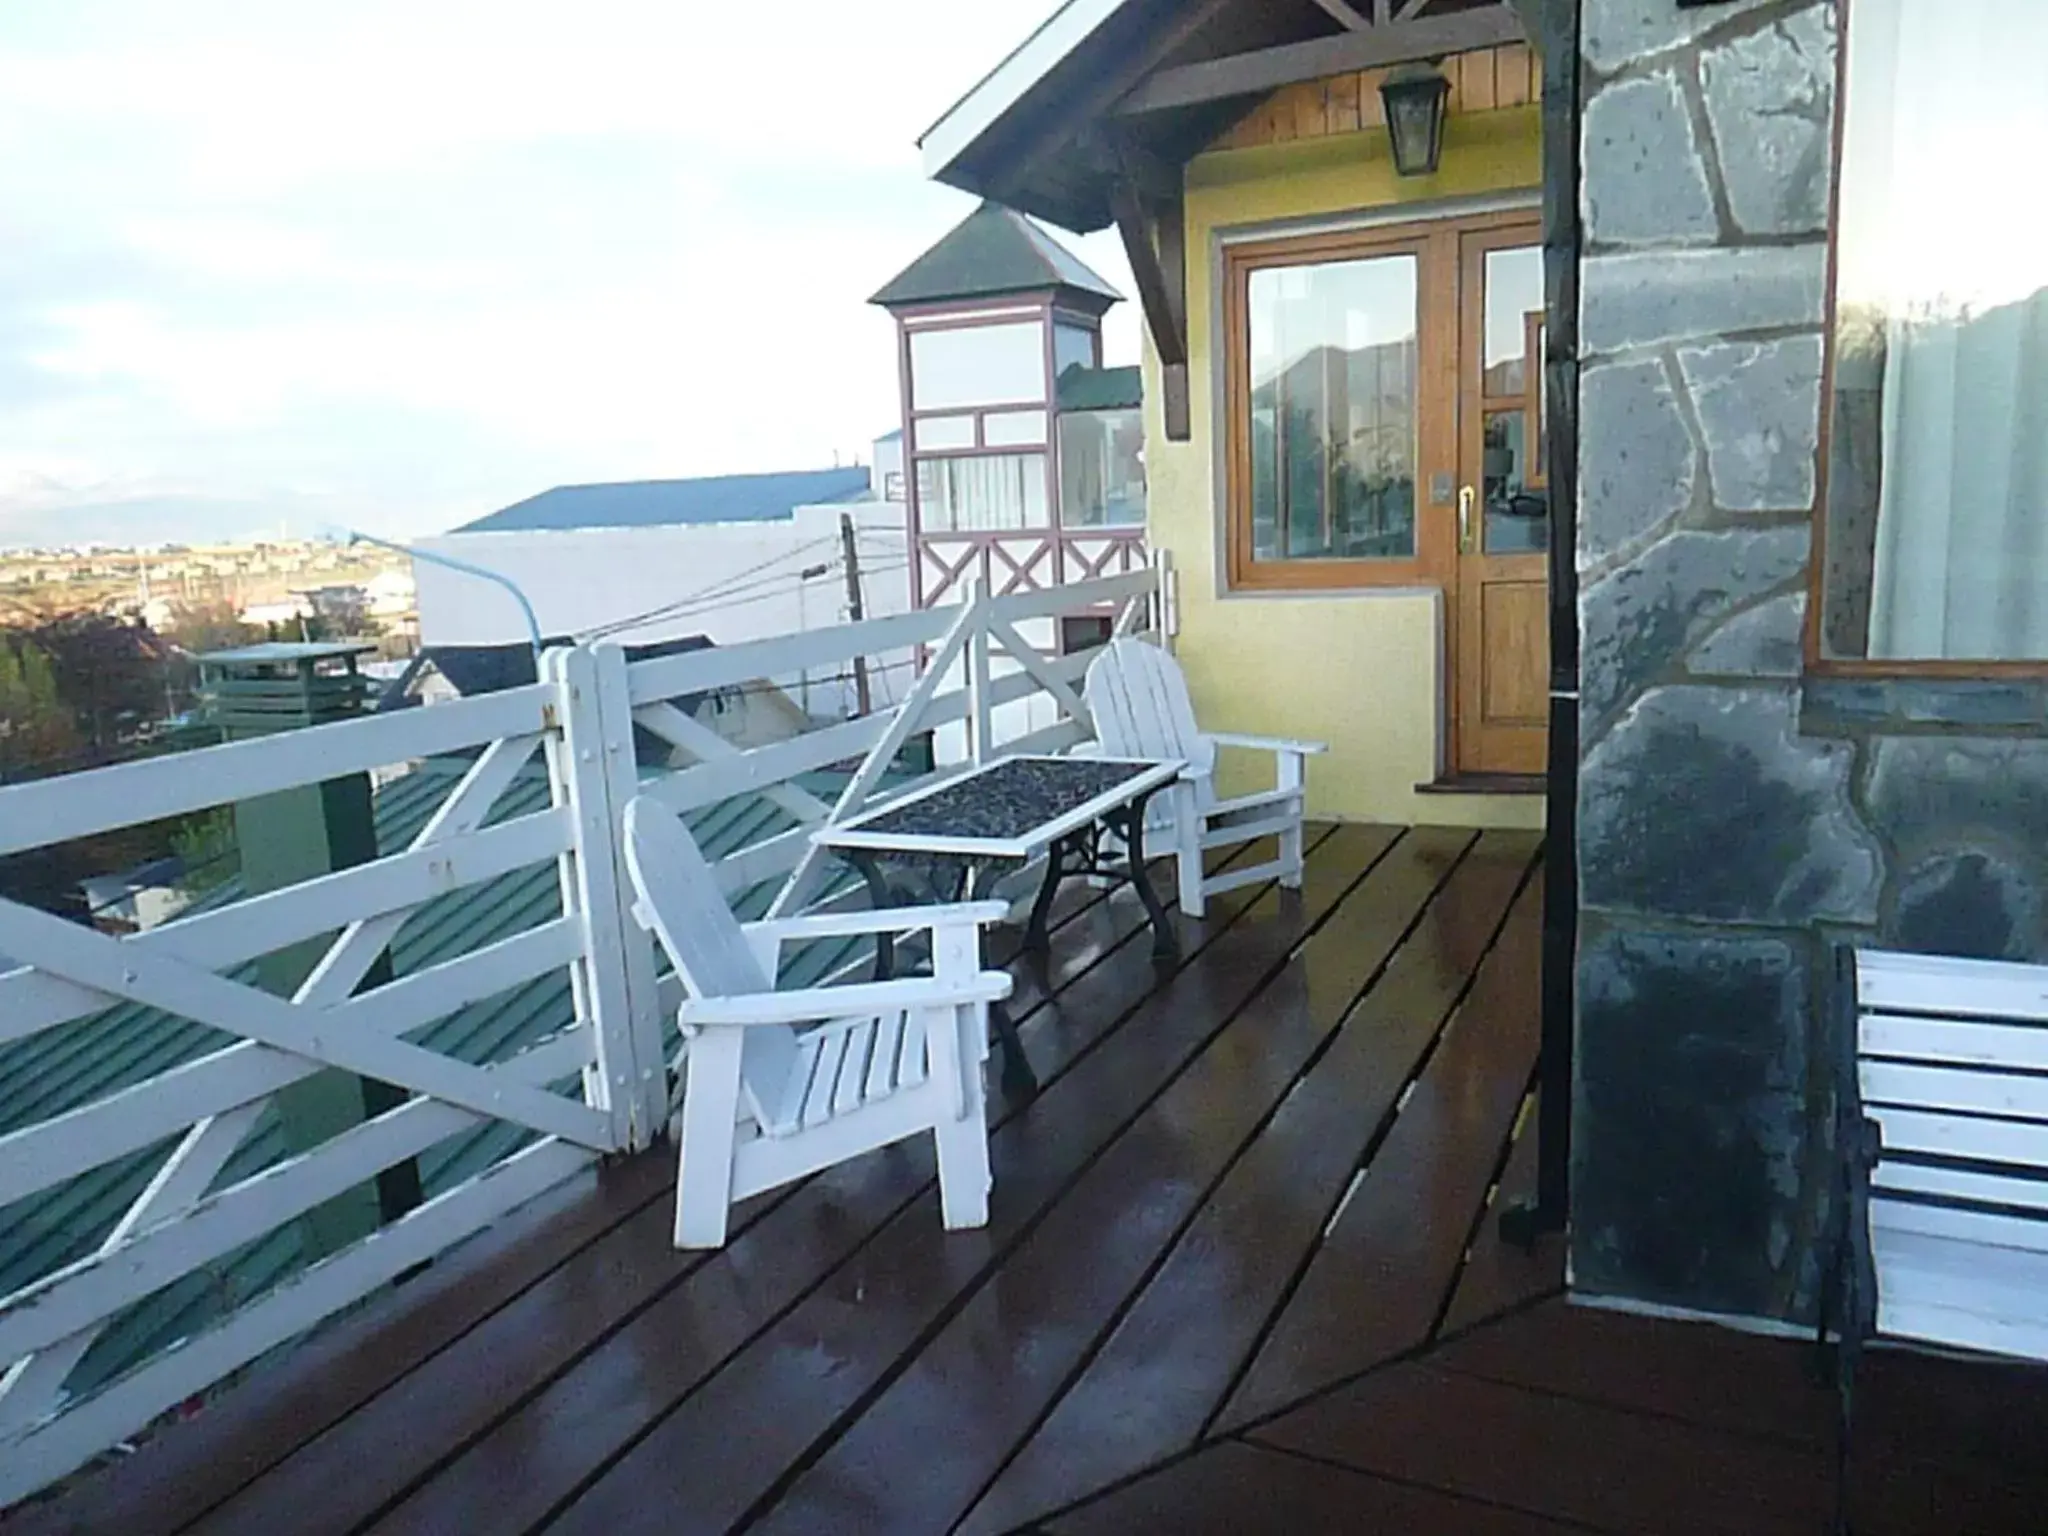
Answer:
[1116,794,1178,961]
[967,863,1038,1100]
[849,851,897,980]
[1021,833,1071,954]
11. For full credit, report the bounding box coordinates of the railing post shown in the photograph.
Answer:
[590,642,669,1147]
[966,575,991,764]
[546,646,666,1152]
[1150,546,1178,648]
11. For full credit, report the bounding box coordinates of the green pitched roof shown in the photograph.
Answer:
[870,199,1123,310]
[0,757,871,1403]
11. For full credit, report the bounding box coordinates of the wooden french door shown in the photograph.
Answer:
[1451,221,1548,776]
[1219,207,1547,774]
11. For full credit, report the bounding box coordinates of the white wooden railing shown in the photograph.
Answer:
[0,565,1168,1506]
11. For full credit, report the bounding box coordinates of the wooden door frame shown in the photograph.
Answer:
[1212,200,1546,773]
[1217,205,1533,597]
[1450,216,1547,776]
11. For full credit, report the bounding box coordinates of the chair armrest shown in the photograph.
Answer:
[1206,732,1329,756]
[744,901,1010,945]
[679,971,1013,1027]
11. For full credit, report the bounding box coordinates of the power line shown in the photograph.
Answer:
[573,535,840,643]
[577,564,833,643]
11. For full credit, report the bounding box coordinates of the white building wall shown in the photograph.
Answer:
[872,433,905,504]
[413,500,910,721]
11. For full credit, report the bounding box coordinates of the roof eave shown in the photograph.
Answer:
[917,0,1137,188]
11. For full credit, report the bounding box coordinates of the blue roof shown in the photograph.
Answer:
[454,469,873,534]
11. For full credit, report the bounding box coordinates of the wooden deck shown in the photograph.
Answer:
[7,822,2043,1535]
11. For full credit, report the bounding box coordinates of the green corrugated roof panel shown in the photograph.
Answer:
[0,754,877,1402]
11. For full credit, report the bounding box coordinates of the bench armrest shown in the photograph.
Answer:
[1206,732,1329,757]
[743,901,1010,945]
[678,971,1013,1027]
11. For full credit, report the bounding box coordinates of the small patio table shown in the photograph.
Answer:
[811,753,1183,1095]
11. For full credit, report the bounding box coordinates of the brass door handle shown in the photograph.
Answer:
[1458,485,1475,554]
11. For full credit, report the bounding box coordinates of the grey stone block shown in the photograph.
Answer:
[1578,358,1696,569]
[1865,740,2048,920]
[1581,527,1810,726]
[1583,72,1717,248]
[1572,921,1813,1317]
[1583,0,1788,76]
[1689,591,1807,679]
[1680,336,1824,513]
[1580,684,1880,924]
[1582,246,1826,355]
[1701,9,1836,235]
[1887,846,2045,963]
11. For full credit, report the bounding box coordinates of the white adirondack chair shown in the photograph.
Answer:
[622,796,1014,1249]
[1082,638,1326,918]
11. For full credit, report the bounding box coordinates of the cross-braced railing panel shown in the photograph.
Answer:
[0,683,638,1505]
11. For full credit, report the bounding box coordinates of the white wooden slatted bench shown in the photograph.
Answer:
[1818,946,2048,1531]
[1837,947,2048,1361]
[1822,945,2048,1529]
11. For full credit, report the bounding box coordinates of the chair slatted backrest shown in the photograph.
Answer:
[1083,639,1215,780]
[623,796,799,1125]
[1855,949,2048,1265]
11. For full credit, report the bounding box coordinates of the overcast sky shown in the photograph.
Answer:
[0,0,1138,546]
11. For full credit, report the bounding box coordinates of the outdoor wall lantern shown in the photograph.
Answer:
[1379,62,1451,178]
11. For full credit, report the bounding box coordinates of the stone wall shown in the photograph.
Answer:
[1571,0,2048,1323]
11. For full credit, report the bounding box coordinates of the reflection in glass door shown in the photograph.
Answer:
[1455,229,1550,777]
[1478,245,1548,557]
[1246,253,1421,566]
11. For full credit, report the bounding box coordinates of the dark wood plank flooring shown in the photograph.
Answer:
[11,821,2044,1536]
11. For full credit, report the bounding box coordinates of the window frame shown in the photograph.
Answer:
[1221,222,1455,593]
[1806,0,2048,679]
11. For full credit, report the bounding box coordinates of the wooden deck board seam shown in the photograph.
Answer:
[1192,836,1545,1445]
[1235,1434,1618,1536]
[949,830,1492,1529]
[1008,1312,1577,1536]
[1400,1350,1846,1463]
[1425,1070,1543,1343]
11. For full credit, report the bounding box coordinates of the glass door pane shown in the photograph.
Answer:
[1247,253,1419,563]
[1479,245,1547,554]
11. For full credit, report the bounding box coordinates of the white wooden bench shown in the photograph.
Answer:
[1822,945,2048,1529]
[1837,946,2048,1362]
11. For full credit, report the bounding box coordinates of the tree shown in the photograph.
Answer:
[22,612,175,762]
[0,612,230,920]
[0,636,84,782]
[162,600,263,659]
[169,807,240,895]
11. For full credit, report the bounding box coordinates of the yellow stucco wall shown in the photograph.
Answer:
[1145,103,1545,830]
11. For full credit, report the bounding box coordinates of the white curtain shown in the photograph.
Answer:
[1846,0,2048,659]
[1868,294,2048,658]
[918,454,1049,533]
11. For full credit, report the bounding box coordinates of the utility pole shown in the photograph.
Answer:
[839,511,872,716]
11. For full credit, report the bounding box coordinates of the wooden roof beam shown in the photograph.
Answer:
[989,0,1239,210]
[1114,4,1524,116]
[1106,166,1190,441]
